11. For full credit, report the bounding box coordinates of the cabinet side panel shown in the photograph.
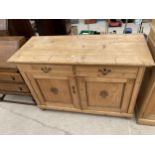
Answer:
[137,68,155,118]
[128,67,145,114]
[17,65,40,105]
[136,68,153,117]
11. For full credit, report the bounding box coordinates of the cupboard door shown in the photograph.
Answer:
[78,77,134,113]
[26,73,80,109]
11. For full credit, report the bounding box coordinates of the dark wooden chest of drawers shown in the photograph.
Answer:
[0,37,30,95]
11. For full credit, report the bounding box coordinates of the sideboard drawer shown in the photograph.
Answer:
[20,64,74,76]
[0,72,24,83]
[0,83,29,93]
[76,66,138,79]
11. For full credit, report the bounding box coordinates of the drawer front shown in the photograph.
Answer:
[0,83,29,93]
[0,72,24,83]
[20,64,74,76]
[76,66,138,79]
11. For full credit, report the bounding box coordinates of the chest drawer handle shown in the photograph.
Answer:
[100,90,108,98]
[19,87,23,92]
[98,68,111,75]
[50,87,59,95]
[41,67,52,73]
[72,86,76,94]
[11,76,15,81]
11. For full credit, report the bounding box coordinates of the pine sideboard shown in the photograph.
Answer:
[8,34,154,118]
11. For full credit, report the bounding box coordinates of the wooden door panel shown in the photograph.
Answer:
[78,77,134,113]
[26,73,80,109]
[86,82,124,108]
[36,78,72,104]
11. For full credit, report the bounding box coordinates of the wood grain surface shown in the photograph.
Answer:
[8,34,154,66]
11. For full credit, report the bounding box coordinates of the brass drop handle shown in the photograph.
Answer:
[98,68,111,75]
[50,87,59,95]
[100,90,108,98]
[19,87,23,92]
[11,76,15,81]
[41,67,52,73]
[72,86,76,94]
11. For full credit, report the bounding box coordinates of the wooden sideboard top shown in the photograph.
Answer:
[8,34,154,66]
